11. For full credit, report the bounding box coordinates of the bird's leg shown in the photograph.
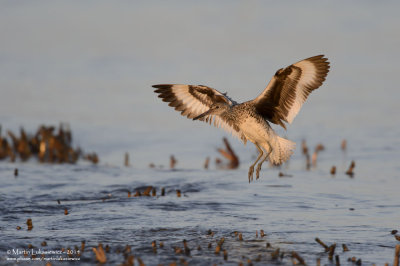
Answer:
[248,144,264,183]
[256,142,273,180]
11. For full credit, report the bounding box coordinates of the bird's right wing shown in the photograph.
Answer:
[153,84,246,142]
[153,84,233,119]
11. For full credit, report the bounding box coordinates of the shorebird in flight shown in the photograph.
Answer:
[153,55,330,182]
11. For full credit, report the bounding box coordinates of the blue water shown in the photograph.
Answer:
[1,155,399,265]
[1,1,400,265]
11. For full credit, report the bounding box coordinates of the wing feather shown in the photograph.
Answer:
[252,55,330,129]
[153,84,246,142]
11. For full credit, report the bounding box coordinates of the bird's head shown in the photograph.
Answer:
[193,102,229,120]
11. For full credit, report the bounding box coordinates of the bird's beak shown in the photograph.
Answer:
[193,109,213,120]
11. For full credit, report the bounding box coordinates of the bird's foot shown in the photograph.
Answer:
[248,166,254,183]
[256,163,262,180]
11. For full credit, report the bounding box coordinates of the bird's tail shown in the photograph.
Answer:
[268,136,295,165]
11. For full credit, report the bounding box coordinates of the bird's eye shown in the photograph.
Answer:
[215,106,219,109]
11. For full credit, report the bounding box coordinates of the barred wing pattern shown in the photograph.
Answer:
[153,84,247,142]
[252,55,330,129]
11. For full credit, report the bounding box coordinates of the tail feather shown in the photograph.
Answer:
[268,136,295,165]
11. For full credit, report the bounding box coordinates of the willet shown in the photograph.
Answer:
[153,55,330,182]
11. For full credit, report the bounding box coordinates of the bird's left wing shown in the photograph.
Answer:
[153,84,246,142]
[251,55,330,129]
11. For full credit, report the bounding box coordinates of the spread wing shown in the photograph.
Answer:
[252,55,330,129]
[153,84,246,142]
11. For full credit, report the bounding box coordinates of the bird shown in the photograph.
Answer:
[153,55,330,182]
